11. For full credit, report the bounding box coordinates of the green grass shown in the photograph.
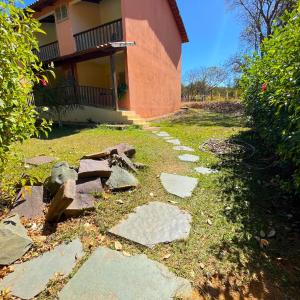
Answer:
[2,109,299,299]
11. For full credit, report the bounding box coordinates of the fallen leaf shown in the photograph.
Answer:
[116,199,124,204]
[114,241,123,251]
[199,263,205,269]
[168,200,178,205]
[207,219,212,226]
[267,229,276,238]
[190,270,195,278]
[162,253,171,260]
[122,251,131,257]
[149,192,154,197]
[260,239,269,248]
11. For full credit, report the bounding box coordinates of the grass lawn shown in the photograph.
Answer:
[2,109,299,299]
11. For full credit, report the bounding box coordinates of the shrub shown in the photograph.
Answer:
[0,1,50,170]
[241,5,300,192]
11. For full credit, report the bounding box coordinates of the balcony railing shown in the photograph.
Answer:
[33,41,60,61]
[74,19,123,52]
[34,85,114,109]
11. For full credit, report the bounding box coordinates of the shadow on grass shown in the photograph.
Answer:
[168,110,244,128]
[199,130,300,298]
[40,125,86,140]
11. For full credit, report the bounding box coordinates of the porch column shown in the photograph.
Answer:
[110,53,119,111]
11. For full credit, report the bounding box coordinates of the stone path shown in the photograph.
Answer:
[0,239,84,299]
[195,166,219,174]
[173,145,194,152]
[109,201,192,248]
[178,154,200,162]
[59,247,193,300]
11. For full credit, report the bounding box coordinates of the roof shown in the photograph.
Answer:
[167,0,188,43]
[29,0,188,43]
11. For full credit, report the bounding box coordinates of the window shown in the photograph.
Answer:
[55,5,68,22]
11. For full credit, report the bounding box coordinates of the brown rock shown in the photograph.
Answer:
[11,186,45,219]
[82,151,110,160]
[78,160,112,179]
[25,156,56,166]
[105,143,136,158]
[45,180,76,223]
[76,177,103,194]
[110,154,137,173]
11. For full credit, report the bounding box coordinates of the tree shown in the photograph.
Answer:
[227,0,298,50]
[0,1,50,170]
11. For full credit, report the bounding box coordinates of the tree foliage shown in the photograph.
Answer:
[241,5,300,192]
[0,1,50,170]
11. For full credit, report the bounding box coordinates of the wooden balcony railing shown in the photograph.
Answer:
[33,41,60,61]
[34,85,114,109]
[74,19,123,52]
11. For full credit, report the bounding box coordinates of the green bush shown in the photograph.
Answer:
[0,1,50,170]
[241,5,300,192]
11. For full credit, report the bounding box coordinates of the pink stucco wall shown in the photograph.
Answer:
[121,0,182,118]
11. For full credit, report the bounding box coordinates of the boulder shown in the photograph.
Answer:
[106,166,139,191]
[105,143,136,158]
[45,180,76,223]
[11,186,45,219]
[110,153,137,173]
[78,159,111,178]
[45,162,78,196]
[0,214,32,265]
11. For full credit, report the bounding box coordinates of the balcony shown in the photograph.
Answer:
[34,41,60,62]
[73,19,123,52]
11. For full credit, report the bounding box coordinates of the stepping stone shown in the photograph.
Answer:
[155,131,170,137]
[160,173,198,198]
[0,215,32,265]
[194,167,219,174]
[109,202,191,248]
[163,136,174,140]
[25,155,56,166]
[0,239,84,300]
[173,146,194,152]
[11,186,45,219]
[45,162,78,196]
[59,247,193,300]
[78,159,111,178]
[106,166,139,191]
[64,178,103,217]
[178,154,200,162]
[166,139,181,145]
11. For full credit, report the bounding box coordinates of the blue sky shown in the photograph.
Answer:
[177,0,242,75]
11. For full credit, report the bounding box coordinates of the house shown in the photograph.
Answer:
[31,0,188,124]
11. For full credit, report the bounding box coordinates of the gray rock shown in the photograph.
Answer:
[45,162,78,196]
[160,173,198,198]
[45,180,76,223]
[194,167,219,174]
[25,155,56,166]
[78,159,112,178]
[178,154,200,162]
[0,215,32,265]
[110,153,137,173]
[166,139,181,145]
[107,166,139,191]
[109,202,192,248]
[59,247,193,300]
[155,131,170,137]
[0,239,84,299]
[11,186,45,219]
[173,146,194,152]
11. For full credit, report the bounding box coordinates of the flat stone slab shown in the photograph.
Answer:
[173,146,194,152]
[178,154,200,162]
[166,139,181,145]
[155,131,170,137]
[0,215,32,265]
[25,155,56,166]
[11,186,45,219]
[109,202,191,248]
[0,239,84,299]
[76,177,103,194]
[59,247,193,300]
[64,194,96,217]
[106,166,139,191]
[160,173,198,198]
[78,159,111,178]
[194,167,219,174]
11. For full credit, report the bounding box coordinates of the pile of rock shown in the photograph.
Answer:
[12,143,140,224]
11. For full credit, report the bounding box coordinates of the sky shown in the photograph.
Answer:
[177,0,243,76]
[24,0,243,77]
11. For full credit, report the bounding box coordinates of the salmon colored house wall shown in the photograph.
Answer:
[121,0,182,118]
